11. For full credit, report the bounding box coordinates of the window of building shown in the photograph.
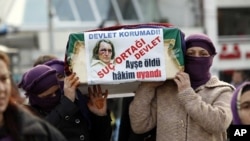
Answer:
[117,0,138,20]
[52,0,75,21]
[95,0,116,21]
[74,0,95,21]
[96,0,141,22]
[23,0,143,28]
[52,0,142,24]
[218,8,250,36]
[53,0,95,21]
[23,0,47,24]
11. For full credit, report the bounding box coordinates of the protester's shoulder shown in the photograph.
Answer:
[16,106,46,128]
[205,76,235,91]
[22,104,43,117]
[14,106,47,134]
[16,106,67,140]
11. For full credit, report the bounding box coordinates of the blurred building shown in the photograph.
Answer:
[0,1,249,141]
[0,0,249,82]
[215,0,250,82]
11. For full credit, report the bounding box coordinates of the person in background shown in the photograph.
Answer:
[231,81,250,125]
[33,54,58,67]
[227,70,247,139]
[18,64,112,141]
[231,70,246,88]
[129,33,235,141]
[33,55,64,89]
[0,51,67,141]
[18,65,62,116]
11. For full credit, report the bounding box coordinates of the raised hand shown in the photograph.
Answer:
[87,85,108,116]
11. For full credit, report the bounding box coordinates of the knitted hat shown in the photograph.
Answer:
[44,59,64,76]
[185,33,216,55]
[18,65,58,94]
[231,81,250,125]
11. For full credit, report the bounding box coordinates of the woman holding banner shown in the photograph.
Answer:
[18,64,112,141]
[129,33,234,141]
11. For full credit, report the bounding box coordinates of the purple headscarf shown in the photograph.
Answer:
[44,59,65,90]
[231,81,250,125]
[18,65,61,112]
[184,33,217,89]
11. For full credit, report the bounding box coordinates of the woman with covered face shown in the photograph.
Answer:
[18,64,112,141]
[129,33,235,141]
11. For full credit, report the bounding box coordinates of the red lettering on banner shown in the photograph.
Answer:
[136,69,162,79]
[97,63,115,78]
[134,36,161,59]
[115,38,146,64]
[96,36,162,78]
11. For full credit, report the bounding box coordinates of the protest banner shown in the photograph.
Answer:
[64,23,185,96]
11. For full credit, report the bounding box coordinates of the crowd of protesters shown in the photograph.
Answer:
[1,28,250,141]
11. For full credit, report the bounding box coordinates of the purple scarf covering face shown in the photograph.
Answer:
[184,56,213,89]
[29,89,61,113]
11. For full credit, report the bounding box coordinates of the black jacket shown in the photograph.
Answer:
[2,106,67,141]
[28,95,112,141]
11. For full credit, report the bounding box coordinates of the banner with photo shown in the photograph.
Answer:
[65,25,184,86]
[84,28,166,84]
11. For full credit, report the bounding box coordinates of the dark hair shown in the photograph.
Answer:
[33,54,58,67]
[92,39,115,60]
[242,84,250,95]
[0,51,25,141]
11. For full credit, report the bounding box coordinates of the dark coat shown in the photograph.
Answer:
[27,95,112,141]
[4,106,67,141]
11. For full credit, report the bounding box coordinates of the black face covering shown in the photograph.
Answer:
[29,89,61,113]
